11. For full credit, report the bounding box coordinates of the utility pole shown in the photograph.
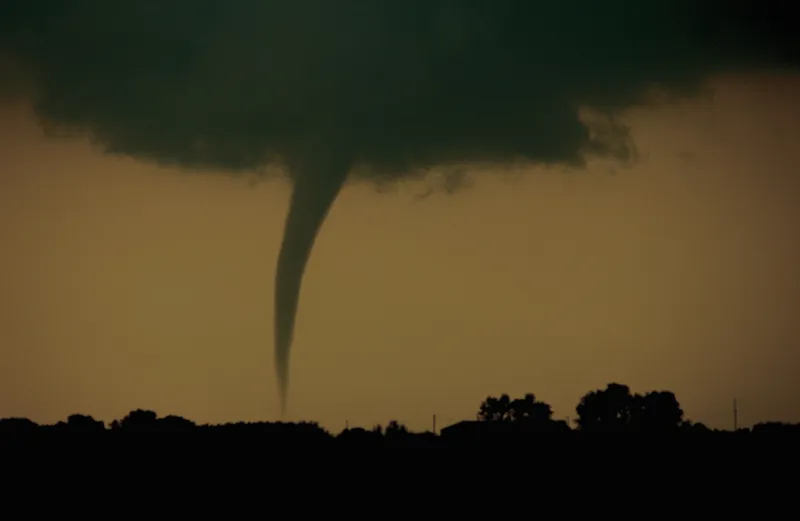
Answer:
[733,399,738,431]
[432,414,437,435]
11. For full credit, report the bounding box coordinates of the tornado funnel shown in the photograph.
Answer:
[274,155,349,415]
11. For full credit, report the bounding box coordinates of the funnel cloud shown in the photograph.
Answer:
[273,146,351,414]
[1,0,797,412]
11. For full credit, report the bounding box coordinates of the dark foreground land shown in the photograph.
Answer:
[2,383,797,442]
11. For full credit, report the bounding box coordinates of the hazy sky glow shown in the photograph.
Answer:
[1,1,799,429]
[1,71,799,431]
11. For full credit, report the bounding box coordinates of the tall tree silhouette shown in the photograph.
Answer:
[632,391,684,431]
[119,409,159,431]
[478,394,513,422]
[0,417,38,432]
[478,393,554,426]
[158,415,196,431]
[384,420,409,437]
[576,383,636,432]
[63,414,105,431]
[577,384,686,432]
[510,393,553,423]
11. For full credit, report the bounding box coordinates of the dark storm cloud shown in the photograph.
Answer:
[1,0,796,412]
[2,0,796,177]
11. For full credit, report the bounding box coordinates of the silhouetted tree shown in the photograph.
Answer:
[478,394,513,421]
[577,384,687,432]
[119,409,158,431]
[752,422,800,433]
[384,420,409,437]
[510,393,553,423]
[576,383,636,432]
[476,393,560,433]
[681,420,711,432]
[158,415,196,431]
[0,417,38,433]
[632,391,684,431]
[64,414,105,431]
[337,426,383,446]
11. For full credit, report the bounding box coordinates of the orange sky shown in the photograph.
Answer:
[1,72,798,432]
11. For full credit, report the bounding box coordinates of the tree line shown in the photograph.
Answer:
[1,382,797,441]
